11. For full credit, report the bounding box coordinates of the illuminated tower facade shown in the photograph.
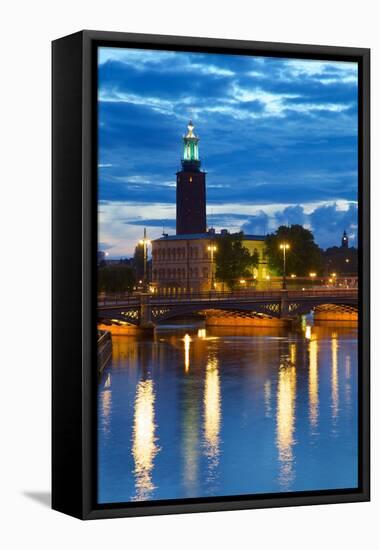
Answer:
[176,121,206,235]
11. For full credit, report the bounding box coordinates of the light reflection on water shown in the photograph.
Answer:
[309,338,319,430]
[131,379,159,501]
[276,360,297,490]
[203,355,221,481]
[98,322,358,504]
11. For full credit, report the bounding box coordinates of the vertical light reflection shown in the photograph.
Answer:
[345,355,352,406]
[182,392,200,496]
[331,332,339,422]
[104,372,111,388]
[305,325,312,340]
[204,355,221,478]
[183,334,191,373]
[100,387,112,437]
[276,360,297,490]
[290,343,296,366]
[264,380,272,418]
[132,379,159,501]
[309,338,319,430]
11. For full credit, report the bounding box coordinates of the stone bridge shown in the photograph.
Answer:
[97,289,358,327]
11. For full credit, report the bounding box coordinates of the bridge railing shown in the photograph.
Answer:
[98,287,358,307]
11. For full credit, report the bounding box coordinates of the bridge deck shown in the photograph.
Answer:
[97,289,358,325]
[98,288,358,307]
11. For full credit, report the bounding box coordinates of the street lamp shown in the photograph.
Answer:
[207,244,217,291]
[279,243,290,290]
[309,272,316,287]
[139,227,151,292]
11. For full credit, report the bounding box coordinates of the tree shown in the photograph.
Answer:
[98,265,136,295]
[323,246,358,275]
[264,225,323,277]
[215,232,259,290]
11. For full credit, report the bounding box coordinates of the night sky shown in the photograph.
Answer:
[98,47,358,257]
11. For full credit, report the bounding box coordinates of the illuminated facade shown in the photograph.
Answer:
[151,230,268,293]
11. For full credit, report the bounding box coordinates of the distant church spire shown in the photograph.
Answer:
[341,230,349,248]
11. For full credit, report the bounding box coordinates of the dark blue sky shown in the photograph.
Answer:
[98,47,358,257]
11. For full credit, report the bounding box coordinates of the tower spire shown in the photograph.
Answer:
[341,229,349,248]
[176,121,206,234]
[182,120,200,171]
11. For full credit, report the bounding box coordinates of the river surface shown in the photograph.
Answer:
[98,320,358,504]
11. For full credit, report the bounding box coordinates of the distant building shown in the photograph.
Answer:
[341,230,349,248]
[151,230,268,293]
[323,230,357,275]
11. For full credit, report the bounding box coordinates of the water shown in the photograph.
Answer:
[98,320,358,504]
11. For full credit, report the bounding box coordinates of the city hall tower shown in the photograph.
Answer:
[176,121,206,234]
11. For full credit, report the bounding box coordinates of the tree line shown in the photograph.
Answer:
[98,225,357,294]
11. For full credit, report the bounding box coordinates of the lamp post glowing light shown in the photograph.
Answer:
[208,244,217,291]
[139,228,151,292]
[279,243,290,290]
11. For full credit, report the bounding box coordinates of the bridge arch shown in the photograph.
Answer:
[97,290,358,327]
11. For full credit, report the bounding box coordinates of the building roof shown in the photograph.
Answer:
[153,232,266,242]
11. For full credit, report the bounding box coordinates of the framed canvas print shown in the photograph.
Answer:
[52,30,370,519]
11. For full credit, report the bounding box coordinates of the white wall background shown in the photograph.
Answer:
[1,1,376,547]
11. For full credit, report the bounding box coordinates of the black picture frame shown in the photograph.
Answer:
[52,30,370,520]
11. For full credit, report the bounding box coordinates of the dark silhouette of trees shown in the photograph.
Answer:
[215,232,259,290]
[265,225,323,277]
[98,265,136,294]
[323,246,358,275]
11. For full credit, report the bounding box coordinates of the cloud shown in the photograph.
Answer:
[283,59,358,84]
[97,47,358,253]
[274,205,307,227]
[124,218,176,229]
[309,202,358,248]
[241,211,270,235]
